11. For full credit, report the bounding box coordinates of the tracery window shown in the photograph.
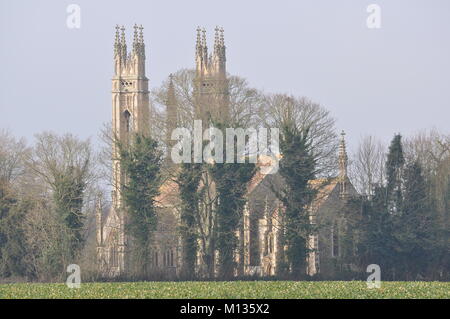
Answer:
[110,247,118,267]
[163,249,174,267]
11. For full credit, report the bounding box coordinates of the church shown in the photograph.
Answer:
[96,25,358,279]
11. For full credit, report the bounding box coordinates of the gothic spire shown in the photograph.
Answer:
[196,27,208,74]
[139,25,144,44]
[166,74,178,146]
[132,23,139,54]
[214,26,220,56]
[120,25,126,44]
[202,28,208,63]
[219,27,226,62]
[339,130,348,179]
[201,28,207,47]
[120,25,127,61]
[338,130,349,199]
[139,25,145,57]
[219,27,225,47]
[196,27,202,54]
[167,74,176,106]
[114,25,120,56]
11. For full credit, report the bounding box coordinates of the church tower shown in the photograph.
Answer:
[193,26,229,124]
[112,24,150,202]
[108,24,150,275]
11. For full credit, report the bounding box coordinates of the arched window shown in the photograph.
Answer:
[152,250,159,268]
[124,110,131,133]
[264,233,269,255]
[266,263,272,276]
[110,247,118,267]
[268,234,274,254]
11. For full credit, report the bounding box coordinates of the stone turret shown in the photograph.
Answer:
[194,26,229,124]
[338,130,349,199]
[166,74,178,147]
[114,24,146,77]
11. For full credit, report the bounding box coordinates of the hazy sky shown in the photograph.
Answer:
[1,0,449,151]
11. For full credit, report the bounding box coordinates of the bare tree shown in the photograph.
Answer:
[349,135,386,196]
[27,132,94,189]
[22,200,72,281]
[98,122,114,188]
[259,94,338,177]
[151,69,262,133]
[403,129,450,237]
[25,132,95,258]
[227,75,262,128]
[0,130,29,189]
[403,129,450,178]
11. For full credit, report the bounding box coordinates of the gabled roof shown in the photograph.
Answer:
[155,154,353,213]
[155,178,179,207]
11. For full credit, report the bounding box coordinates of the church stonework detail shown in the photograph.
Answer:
[97,25,359,278]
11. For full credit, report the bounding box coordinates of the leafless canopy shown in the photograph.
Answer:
[0,129,29,187]
[151,69,263,133]
[258,94,338,177]
[26,132,94,192]
[349,135,386,196]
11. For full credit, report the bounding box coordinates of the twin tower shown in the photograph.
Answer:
[112,24,229,197]
[107,25,229,274]
[112,25,228,152]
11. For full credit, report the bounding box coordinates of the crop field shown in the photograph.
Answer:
[0,281,448,299]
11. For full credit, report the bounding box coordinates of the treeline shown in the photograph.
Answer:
[338,132,449,280]
[0,131,98,281]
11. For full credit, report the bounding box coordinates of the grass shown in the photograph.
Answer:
[0,281,448,299]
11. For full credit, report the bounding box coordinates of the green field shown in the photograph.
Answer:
[0,281,448,299]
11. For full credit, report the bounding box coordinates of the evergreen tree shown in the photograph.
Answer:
[177,163,202,279]
[208,126,256,279]
[0,185,26,277]
[52,166,86,256]
[363,185,398,279]
[119,133,163,277]
[0,184,12,263]
[396,161,436,279]
[336,197,365,277]
[211,161,255,279]
[277,125,316,278]
[203,121,256,279]
[386,134,405,213]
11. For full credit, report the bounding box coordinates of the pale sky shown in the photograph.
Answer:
[1,0,449,151]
